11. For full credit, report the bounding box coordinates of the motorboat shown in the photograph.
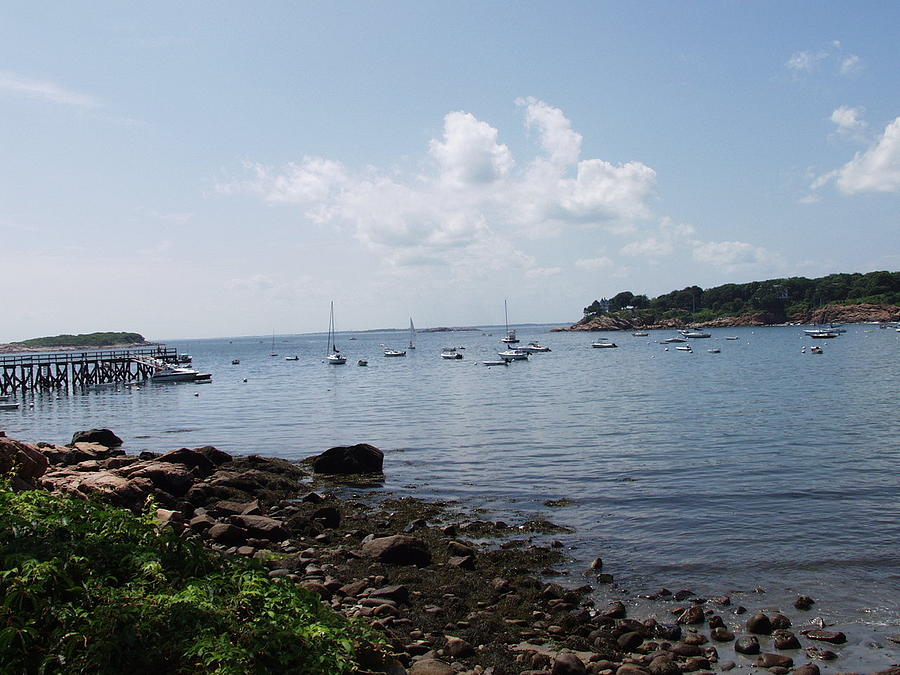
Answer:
[231,359,240,365]
[519,342,551,353]
[707,348,721,353]
[807,331,839,339]
[0,402,19,411]
[285,355,299,361]
[591,339,618,348]
[725,336,739,340]
[632,331,649,337]
[357,359,368,366]
[810,346,824,354]
[383,347,407,357]
[325,302,346,365]
[662,336,687,343]
[440,347,463,359]
[682,331,711,338]
[675,345,693,352]
[177,353,192,363]
[498,349,528,360]
[482,360,509,366]
[150,366,212,383]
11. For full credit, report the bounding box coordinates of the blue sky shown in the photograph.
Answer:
[2,2,898,342]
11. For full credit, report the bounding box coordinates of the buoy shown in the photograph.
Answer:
[194,392,199,397]
[243,378,248,382]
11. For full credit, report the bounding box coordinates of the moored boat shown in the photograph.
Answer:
[440,347,463,359]
[519,342,551,353]
[498,348,528,360]
[632,331,649,337]
[150,366,212,383]
[383,347,407,357]
[325,302,346,364]
[591,339,618,348]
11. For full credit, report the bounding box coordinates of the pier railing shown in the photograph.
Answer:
[0,347,178,395]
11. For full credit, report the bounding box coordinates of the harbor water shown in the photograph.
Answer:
[3,324,898,667]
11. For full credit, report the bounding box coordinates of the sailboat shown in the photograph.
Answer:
[269,330,278,356]
[408,318,416,350]
[325,302,346,365]
[500,299,519,344]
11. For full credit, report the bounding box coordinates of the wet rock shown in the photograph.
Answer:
[734,636,760,655]
[710,627,734,642]
[590,557,604,570]
[71,428,122,447]
[719,661,735,671]
[156,447,216,475]
[550,651,587,675]
[118,461,194,497]
[311,506,341,529]
[682,633,707,646]
[444,636,475,658]
[793,664,820,675]
[670,643,702,657]
[794,595,815,610]
[773,631,800,650]
[617,631,644,652]
[676,606,705,625]
[746,613,772,635]
[756,653,793,669]
[602,601,627,619]
[408,659,454,675]
[707,615,724,629]
[361,535,432,566]
[647,655,681,675]
[803,647,837,661]
[804,629,846,644]
[734,606,746,615]
[770,613,791,630]
[654,623,682,641]
[615,665,649,675]
[673,590,693,601]
[312,443,384,474]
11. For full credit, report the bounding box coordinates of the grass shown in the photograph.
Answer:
[0,481,383,674]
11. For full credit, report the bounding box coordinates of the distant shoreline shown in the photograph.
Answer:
[0,341,160,355]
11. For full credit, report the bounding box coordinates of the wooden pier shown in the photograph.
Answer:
[0,347,179,395]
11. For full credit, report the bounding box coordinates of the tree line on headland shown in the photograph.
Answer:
[5,332,147,350]
[574,271,899,329]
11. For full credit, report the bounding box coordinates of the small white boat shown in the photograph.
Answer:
[675,345,693,351]
[632,331,649,337]
[482,360,509,366]
[498,349,528,360]
[383,347,407,357]
[177,353,192,363]
[725,336,739,340]
[707,348,720,353]
[682,331,711,338]
[231,359,240,365]
[150,366,212,383]
[0,402,19,411]
[807,331,839,339]
[591,340,618,348]
[440,347,463,359]
[662,336,687,343]
[357,359,368,366]
[285,355,299,361]
[326,353,346,365]
[519,342,551,353]
[810,346,824,354]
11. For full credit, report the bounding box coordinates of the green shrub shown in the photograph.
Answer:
[0,482,380,674]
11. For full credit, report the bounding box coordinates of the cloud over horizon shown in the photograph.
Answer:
[0,71,98,108]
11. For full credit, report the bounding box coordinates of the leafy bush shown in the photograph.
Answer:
[0,483,380,674]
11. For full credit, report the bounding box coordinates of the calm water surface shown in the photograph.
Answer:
[3,324,899,650]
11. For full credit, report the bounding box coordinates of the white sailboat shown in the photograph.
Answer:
[269,330,277,356]
[500,299,519,344]
[325,302,346,365]
[408,318,416,350]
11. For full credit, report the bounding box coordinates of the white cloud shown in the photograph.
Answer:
[429,111,514,186]
[219,99,657,275]
[830,106,867,137]
[620,217,695,258]
[0,71,98,108]
[575,256,613,271]
[621,237,673,257]
[692,241,770,270]
[517,97,582,166]
[834,117,900,193]
[526,266,561,278]
[785,43,862,77]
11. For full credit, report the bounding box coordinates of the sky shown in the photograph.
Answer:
[1,2,898,342]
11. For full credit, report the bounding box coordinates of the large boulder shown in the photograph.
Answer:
[361,535,431,566]
[157,448,216,476]
[0,437,49,489]
[70,429,123,448]
[228,514,288,541]
[116,461,195,497]
[312,444,383,474]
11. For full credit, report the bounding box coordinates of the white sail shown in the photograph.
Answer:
[408,318,416,349]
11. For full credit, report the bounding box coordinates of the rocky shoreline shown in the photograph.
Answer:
[555,304,900,332]
[0,341,160,354]
[2,431,898,675]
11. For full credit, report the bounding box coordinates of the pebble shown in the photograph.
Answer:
[804,629,846,644]
[734,636,760,655]
[794,595,815,610]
